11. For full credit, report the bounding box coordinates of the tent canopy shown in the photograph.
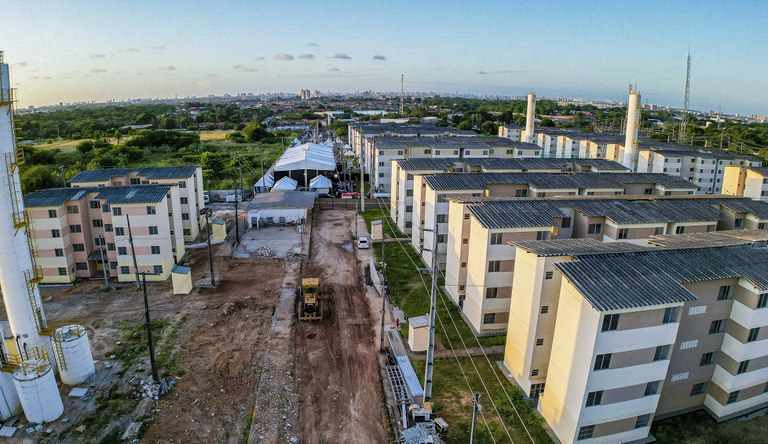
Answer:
[254,169,275,187]
[310,175,332,189]
[271,176,298,191]
[273,142,336,172]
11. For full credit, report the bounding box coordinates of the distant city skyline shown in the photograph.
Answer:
[2,0,766,115]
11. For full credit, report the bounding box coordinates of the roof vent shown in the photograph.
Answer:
[750,241,768,249]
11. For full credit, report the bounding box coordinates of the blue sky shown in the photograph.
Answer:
[3,0,767,114]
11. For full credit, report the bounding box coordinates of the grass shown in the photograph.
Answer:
[199,130,230,141]
[651,409,768,444]
[374,241,505,348]
[360,208,403,238]
[412,354,552,443]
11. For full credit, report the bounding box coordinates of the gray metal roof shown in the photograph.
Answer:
[511,238,649,257]
[556,244,768,311]
[350,122,475,137]
[24,185,171,207]
[370,136,517,149]
[245,190,315,210]
[468,200,566,229]
[423,172,698,191]
[394,157,628,172]
[648,229,768,248]
[68,166,199,183]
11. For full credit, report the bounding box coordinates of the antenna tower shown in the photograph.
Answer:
[678,52,691,144]
[400,74,404,115]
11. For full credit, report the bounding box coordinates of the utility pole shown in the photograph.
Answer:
[469,393,481,443]
[141,272,160,384]
[400,74,404,115]
[126,215,140,288]
[678,51,692,144]
[200,208,216,287]
[354,201,358,239]
[98,235,110,289]
[360,155,365,211]
[379,229,386,352]
[234,155,243,245]
[423,223,438,403]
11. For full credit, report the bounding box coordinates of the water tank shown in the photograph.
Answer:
[52,325,95,386]
[13,359,63,423]
[0,372,21,420]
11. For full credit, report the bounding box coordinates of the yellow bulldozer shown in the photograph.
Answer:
[298,277,323,321]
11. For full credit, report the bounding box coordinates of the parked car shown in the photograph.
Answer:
[357,236,369,249]
[225,194,243,203]
[341,192,362,199]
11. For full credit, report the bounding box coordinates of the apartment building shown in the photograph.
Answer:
[390,158,629,233]
[25,185,185,284]
[68,166,205,241]
[502,232,768,443]
[497,123,523,141]
[445,196,768,334]
[723,166,768,202]
[411,172,698,268]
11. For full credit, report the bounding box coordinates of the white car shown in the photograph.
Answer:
[357,236,369,249]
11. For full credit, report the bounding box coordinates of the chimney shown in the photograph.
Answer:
[622,89,640,170]
[525,91,536,143]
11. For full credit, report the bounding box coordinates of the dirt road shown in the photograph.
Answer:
[295,209,389,443]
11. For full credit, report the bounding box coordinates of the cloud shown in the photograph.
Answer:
[148,45,167,50]
[90,69,107,74]
[119,48,140,53]
[332,53,351,60]
[233,65,257,73]
[31,75,52,80]
[298,53,314,60]
[476,69,527,75]
[307,43,319,47]
[255,57,265,61]
[328,67,341,72]
[160,65,177,71]
[274,54,294,61]
[207,73,217,77]
[89,54,106,59]
[12,61,27,67]
[477,71,488,75]
[373,55,386,61]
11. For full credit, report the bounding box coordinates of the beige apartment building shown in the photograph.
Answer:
[410,172,698,269]
[444,196,768,334]
[68,166,205,241]
[25,185,185,284]
[502,231,768,443]
[723,166,768,202]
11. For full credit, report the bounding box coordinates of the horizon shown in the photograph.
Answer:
[3,0,767,115]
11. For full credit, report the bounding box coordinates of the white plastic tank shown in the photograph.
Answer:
[0,371,21,420]
[13,359,63,423]
[53,325,95,385]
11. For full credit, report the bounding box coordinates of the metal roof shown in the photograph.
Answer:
[370,136,517,149]
[468,200,566,229]
[423,172,698,191]
[350,122,475,137]
[245,190,315,210]
[648,229,768,248]
[556,244,768,311]
[24,185,170,207]
[511,238,649,257]
[68,166,198,183]
[394,157,628,172]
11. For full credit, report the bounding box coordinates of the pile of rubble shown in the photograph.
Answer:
[132,378,177,400]
[254,246,275,258]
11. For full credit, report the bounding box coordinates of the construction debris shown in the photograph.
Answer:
[133,378,177,400]
[254,246,275,258]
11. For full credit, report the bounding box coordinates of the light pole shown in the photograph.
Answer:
[141,272,160,384]
[199,208,215,287]
[303,144,309,190]
[470,393,481,443]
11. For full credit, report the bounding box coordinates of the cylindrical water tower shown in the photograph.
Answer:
[52,325,95,386]
[12,359,63,423]
[0,344,21,420]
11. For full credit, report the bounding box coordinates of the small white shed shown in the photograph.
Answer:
[408,315,430,352]
[309,175,332,195]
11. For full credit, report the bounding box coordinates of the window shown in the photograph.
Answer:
[618,228,629,240]
[151,246,161,255]
[109,262,117,270]
[130,178,141,185]
[601,314,619,331]
[104,224,112,232]
[58,267,67,276]
[120,266,130,275]
[654,227,664,236]
[727,391,739,404]
[112,207,122,216]
[635,414,651,429]
[107,243,115,251]
[437,234,447,243]
[690,382,708,396]
[514,189,528,197]
[485,288,498,299]
[700,351,718,366]
[102,204,110,213]
[69,224,82,233]
[92,220,103,228]
[663,307,679,324]
[182,213,190,221]
[48,209,57,218]
[118,247,127,256]
[760,223,766,230]
[490,233,503,245]
[675,226,686,234]
[707,225,715,232]
[115,227,125,236]
[51,229,61,238]
[577,425,594,441]
[747,328,760,343]
[734,218,744,228]
[709,319,726,334]
[535,338,544,346]
[544,271,554,280]
[461,262,466,268]
[758,294,768,309]
[75,262,88,271]
[644,381,661,396]
[73,243,85,252]
[561,217,571,228]
[183,229,191,236]
[488,261,500,272]
[154,265,163,274]
[717,285,734,300]
[463,213,470,220]
[54,248,64,257]
[178,181,187,188]
[89,201,101,209]
[644,188,654,195]
[587,223,603,234]
[654,345,671,361]
[436,214,447,223]
[406,206,413,213]
[537,231,548,240]
[594,353,611,371]
[737,360,750,374]
[585,391,602,407]
[531,368,539,376]
[483,313,496,324]
[66,205,79,214]
[149,226,158,235]
[146,206,156,215]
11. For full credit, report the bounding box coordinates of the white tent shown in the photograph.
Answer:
[271,176,298,191]
[254,169,274,187]
[309,175,332,194]
[273,142,336,172]
[292,138,301,146]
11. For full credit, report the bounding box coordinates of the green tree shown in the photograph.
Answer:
[457,120,473,131]
[20,165,60,192]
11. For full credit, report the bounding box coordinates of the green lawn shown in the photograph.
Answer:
[360,208,403,238]
[412,354,552,443]
[651,409,768,444]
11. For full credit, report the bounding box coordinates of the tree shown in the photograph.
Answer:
[539,118,556,127]
[20,165,60,192]
[457,120,473,131]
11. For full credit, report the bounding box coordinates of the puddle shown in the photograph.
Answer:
[341,243,353,252]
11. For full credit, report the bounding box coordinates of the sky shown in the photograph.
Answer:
[2,0,767,115]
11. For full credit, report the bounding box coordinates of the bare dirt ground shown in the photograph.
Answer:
[41,246,284,443]
[295,209,389,443]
